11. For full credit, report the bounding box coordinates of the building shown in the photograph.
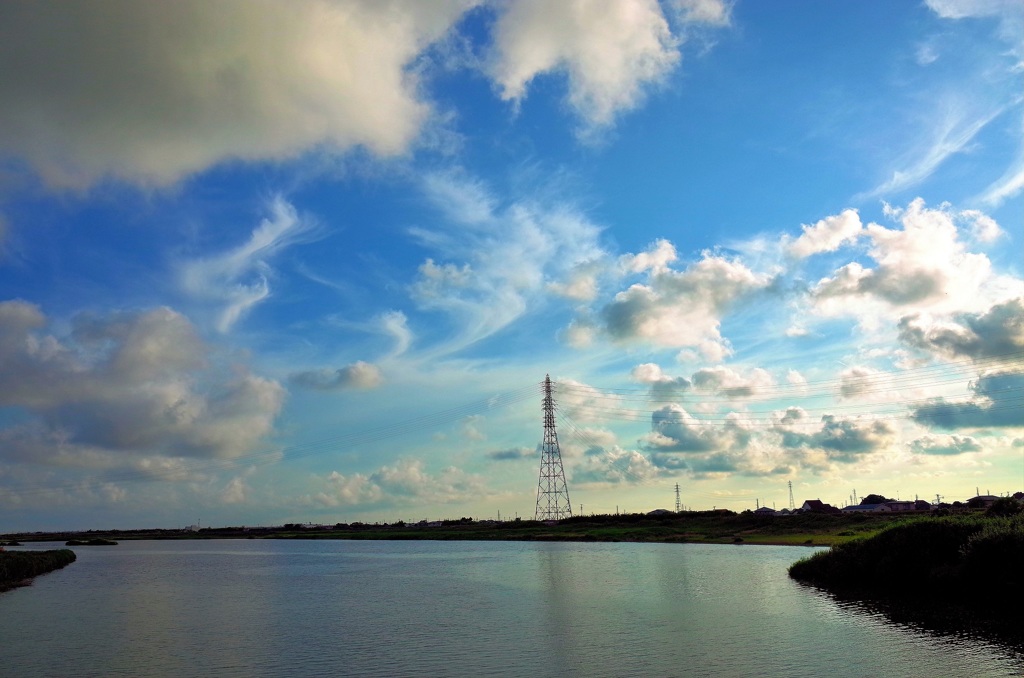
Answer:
[801,499,840,514]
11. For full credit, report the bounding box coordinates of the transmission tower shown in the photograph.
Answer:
[675,483,682,513]
[535,375,572,521]
[788,481,795,510]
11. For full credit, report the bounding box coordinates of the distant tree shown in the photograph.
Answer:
[987,497,1022,517]
[860,494,892,505]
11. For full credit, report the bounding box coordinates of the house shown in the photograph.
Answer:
[884,501,916,512]
[801,499,840,514]
[841,503,887,513]
[968,495,1000,508]
[753,506,776,516]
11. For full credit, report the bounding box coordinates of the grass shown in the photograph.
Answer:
[2,510,951,548]
[0,549,77,592]
[789,512,1024,647]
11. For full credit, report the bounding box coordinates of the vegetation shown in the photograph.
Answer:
[789,512,1024,644]
[4,510,920,546]
[0,549,77,593]
[65,538,118,546]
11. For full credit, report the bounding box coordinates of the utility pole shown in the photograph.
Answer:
[535,375,573,521]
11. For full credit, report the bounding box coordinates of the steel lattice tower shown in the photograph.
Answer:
[535,375,572,521]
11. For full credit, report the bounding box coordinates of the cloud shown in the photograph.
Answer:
[620,239,678,274]
[776,414,895,463]
[378,311,414,359]
[180,196,315,332]
[572,446,663,484]
[600,252,770,352]
[313,458,484,507]
[785,209,863,259]
[977,153,1024,207]
[691,366,773,398]
[670,0,732,26]
[858,104,1003,200]
[912,371,1024,428]
[222,476,249,504]
[487,446,535,461]
[926,0,1024,27]
[960,209,1003,243]
[290,361,383,391]
[460,414,486,441]
[555,378,621,424]
[838,366,885,399]
[0,0,475,190]
[910,433,983,456]
[489,0,682,134]
[811,200,1016,323]
[0,301,285,467]
[411,172,607,354]
[630,362,691,400]
[643,404,727,453]
[898,297,1024,362]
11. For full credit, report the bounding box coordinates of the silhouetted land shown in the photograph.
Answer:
[64,538,118,546]
[789,512,1024,648]
[0,510,975,546]
[0,549,76,593]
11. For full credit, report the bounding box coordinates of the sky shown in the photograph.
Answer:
[1,0,1022,531]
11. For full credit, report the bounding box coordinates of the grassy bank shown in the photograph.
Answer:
[5,510,922,546]
[789,513,1023,645]
[0,549,77,593]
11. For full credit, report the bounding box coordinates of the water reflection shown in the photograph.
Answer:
[0,540,1020,678]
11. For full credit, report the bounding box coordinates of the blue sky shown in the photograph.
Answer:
[1,0,1022,530]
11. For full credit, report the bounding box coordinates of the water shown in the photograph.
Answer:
[1,540,1020,677]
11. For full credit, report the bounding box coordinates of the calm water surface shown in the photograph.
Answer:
[1,540,1021,677]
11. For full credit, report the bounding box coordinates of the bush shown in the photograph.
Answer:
[0,549,77,590]
[789,514,1020,602]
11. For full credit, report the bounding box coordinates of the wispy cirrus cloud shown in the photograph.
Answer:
[856,102,1004,202]
[409,171,607,356]
[180,196,315,333]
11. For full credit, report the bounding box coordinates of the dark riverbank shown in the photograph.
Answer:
[0,549,77,593]
[789,513,1024,647]
[2,510,963,547]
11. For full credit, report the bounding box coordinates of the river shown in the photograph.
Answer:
[1,539,1020,677]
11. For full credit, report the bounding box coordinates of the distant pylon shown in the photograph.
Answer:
[535,375,572,521]
[675,483,682,512]
[788,481,795,510]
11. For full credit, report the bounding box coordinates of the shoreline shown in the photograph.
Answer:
[0,549,77,593]
[2,510,934,548]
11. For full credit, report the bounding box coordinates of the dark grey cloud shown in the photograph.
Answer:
[486,446,535,461]
[289,361,382,391]
[646,405,720,452]
[910,434,983,456]
[650,377,691,400]
[0,1,469,189]
[691,366,772,398]
[911,371,1024,429]
[898,297,1024,361]
[777,414,894,462]
[0,301,284,465]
